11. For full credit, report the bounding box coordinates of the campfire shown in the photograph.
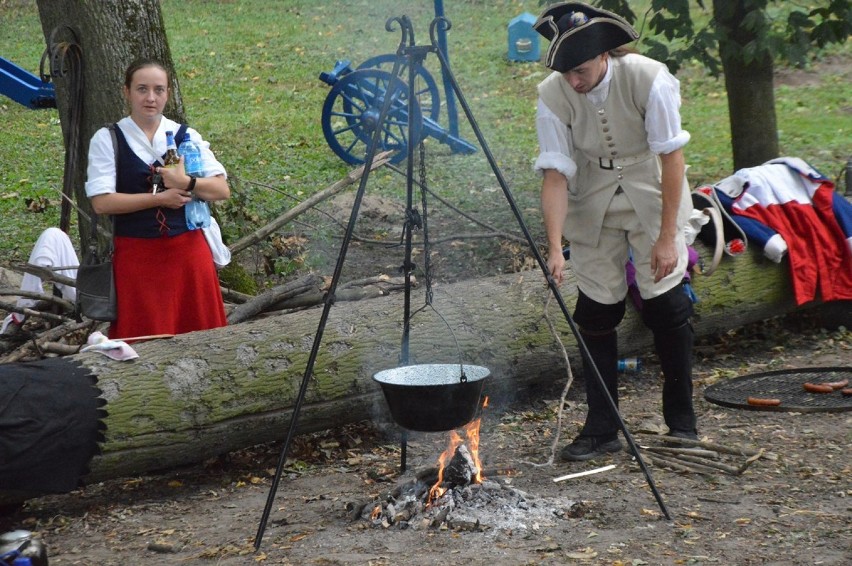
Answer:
[427,397,486,504]
[347,398,580,532]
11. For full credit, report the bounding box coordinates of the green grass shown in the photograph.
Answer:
[1,0,849,269]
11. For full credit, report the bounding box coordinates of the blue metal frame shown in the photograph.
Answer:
[0,56,56,109]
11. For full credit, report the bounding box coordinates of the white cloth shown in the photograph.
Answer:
[534,57,690,180]
[80,331,139,361]
[203,217,232,268]
[1,228,79,333]
[684,208,711,246]
[85,116,227,198]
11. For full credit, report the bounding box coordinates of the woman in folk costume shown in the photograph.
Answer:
[533,3,698,461]
[85,59,229,340]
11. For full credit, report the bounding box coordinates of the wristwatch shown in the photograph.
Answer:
[186,175,197,192]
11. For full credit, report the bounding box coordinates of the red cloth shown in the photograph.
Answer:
[734,180,852,306]
[109,230,227,340]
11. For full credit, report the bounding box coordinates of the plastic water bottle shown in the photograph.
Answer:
[179,132,211,230]
[617,358,642,373]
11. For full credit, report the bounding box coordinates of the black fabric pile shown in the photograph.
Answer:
[0,358,106,494]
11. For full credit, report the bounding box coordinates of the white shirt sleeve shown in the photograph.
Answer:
[84,127,117,198]
[534,98,577,180]
[645,70,690,155]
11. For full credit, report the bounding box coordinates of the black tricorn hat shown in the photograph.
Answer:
[534,2,639,72]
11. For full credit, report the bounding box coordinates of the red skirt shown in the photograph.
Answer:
[109,230,227,340]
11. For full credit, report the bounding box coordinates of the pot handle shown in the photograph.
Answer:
[411,303,466,383]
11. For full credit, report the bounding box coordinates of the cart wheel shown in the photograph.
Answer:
[321,68,422,165]
[357,53,441,123]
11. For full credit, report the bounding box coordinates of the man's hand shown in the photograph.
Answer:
[546,247,566,286]
[650,235,678,283]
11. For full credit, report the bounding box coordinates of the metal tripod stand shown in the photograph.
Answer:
[254,13,671,551]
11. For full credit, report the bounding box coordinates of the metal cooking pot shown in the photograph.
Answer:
[372,364,489,432]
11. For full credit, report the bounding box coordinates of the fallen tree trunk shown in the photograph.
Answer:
[1,246,809,498]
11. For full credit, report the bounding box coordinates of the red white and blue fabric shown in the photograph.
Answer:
[713,157,852,306]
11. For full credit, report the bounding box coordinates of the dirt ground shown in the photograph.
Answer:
[1,308,849,565]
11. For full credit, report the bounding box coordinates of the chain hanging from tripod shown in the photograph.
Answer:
[408,137,464,377]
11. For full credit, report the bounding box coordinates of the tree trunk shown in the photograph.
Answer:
[712,0,780,170]
[1,241,804,501]
[35,0,183,249]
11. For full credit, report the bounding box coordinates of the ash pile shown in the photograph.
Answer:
[346,445,582,532]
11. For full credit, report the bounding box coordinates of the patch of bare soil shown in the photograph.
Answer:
[1,311,849,565]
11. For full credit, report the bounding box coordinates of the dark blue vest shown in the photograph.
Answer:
[112,124,190,238]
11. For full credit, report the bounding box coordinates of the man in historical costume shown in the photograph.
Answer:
[533,2,698,461]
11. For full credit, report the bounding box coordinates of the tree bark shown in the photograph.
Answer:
[712,0,780,170]
[35,0,183,249]
[0,243,800,491]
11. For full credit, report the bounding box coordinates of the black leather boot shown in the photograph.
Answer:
[654,322,697,435]
[578,329,620,438]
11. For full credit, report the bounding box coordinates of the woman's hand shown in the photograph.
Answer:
[154,187,192,209]
[156,157,192,191]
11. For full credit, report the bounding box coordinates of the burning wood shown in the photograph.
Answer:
[423,398,488,503]
[348,397,554,532]
[349,462,532,532]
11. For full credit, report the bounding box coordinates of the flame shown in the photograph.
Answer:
[466,396,488,482]
[464,416,484,483]
[427,429,463,503]
[427,396,489,504]
[370,504,382,520]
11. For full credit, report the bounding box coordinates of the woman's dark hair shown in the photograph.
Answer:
[123,58,169,88]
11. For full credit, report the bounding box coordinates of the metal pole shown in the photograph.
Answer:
[427,19,672,521]
[253,23,411,549]
[432,0,459,138]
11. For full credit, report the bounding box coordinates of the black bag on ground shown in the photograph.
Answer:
[76,243,116,321]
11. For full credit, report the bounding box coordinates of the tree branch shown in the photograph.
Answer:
[228,151,393,255]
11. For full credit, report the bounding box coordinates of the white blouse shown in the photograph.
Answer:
[85,115,226,198]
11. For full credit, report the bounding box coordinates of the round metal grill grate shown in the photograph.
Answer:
[703,367,852,413]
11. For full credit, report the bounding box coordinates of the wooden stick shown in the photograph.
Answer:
[647,454,718,475]
[10,262,77,287]
[553,464,616,483]
[735,448,765,475]
[636,432,759,457]
[661,453,742,475]
[228,151,393,255]
[112,333,176,342]
[643,446,720,459]
[0,301,74,324]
